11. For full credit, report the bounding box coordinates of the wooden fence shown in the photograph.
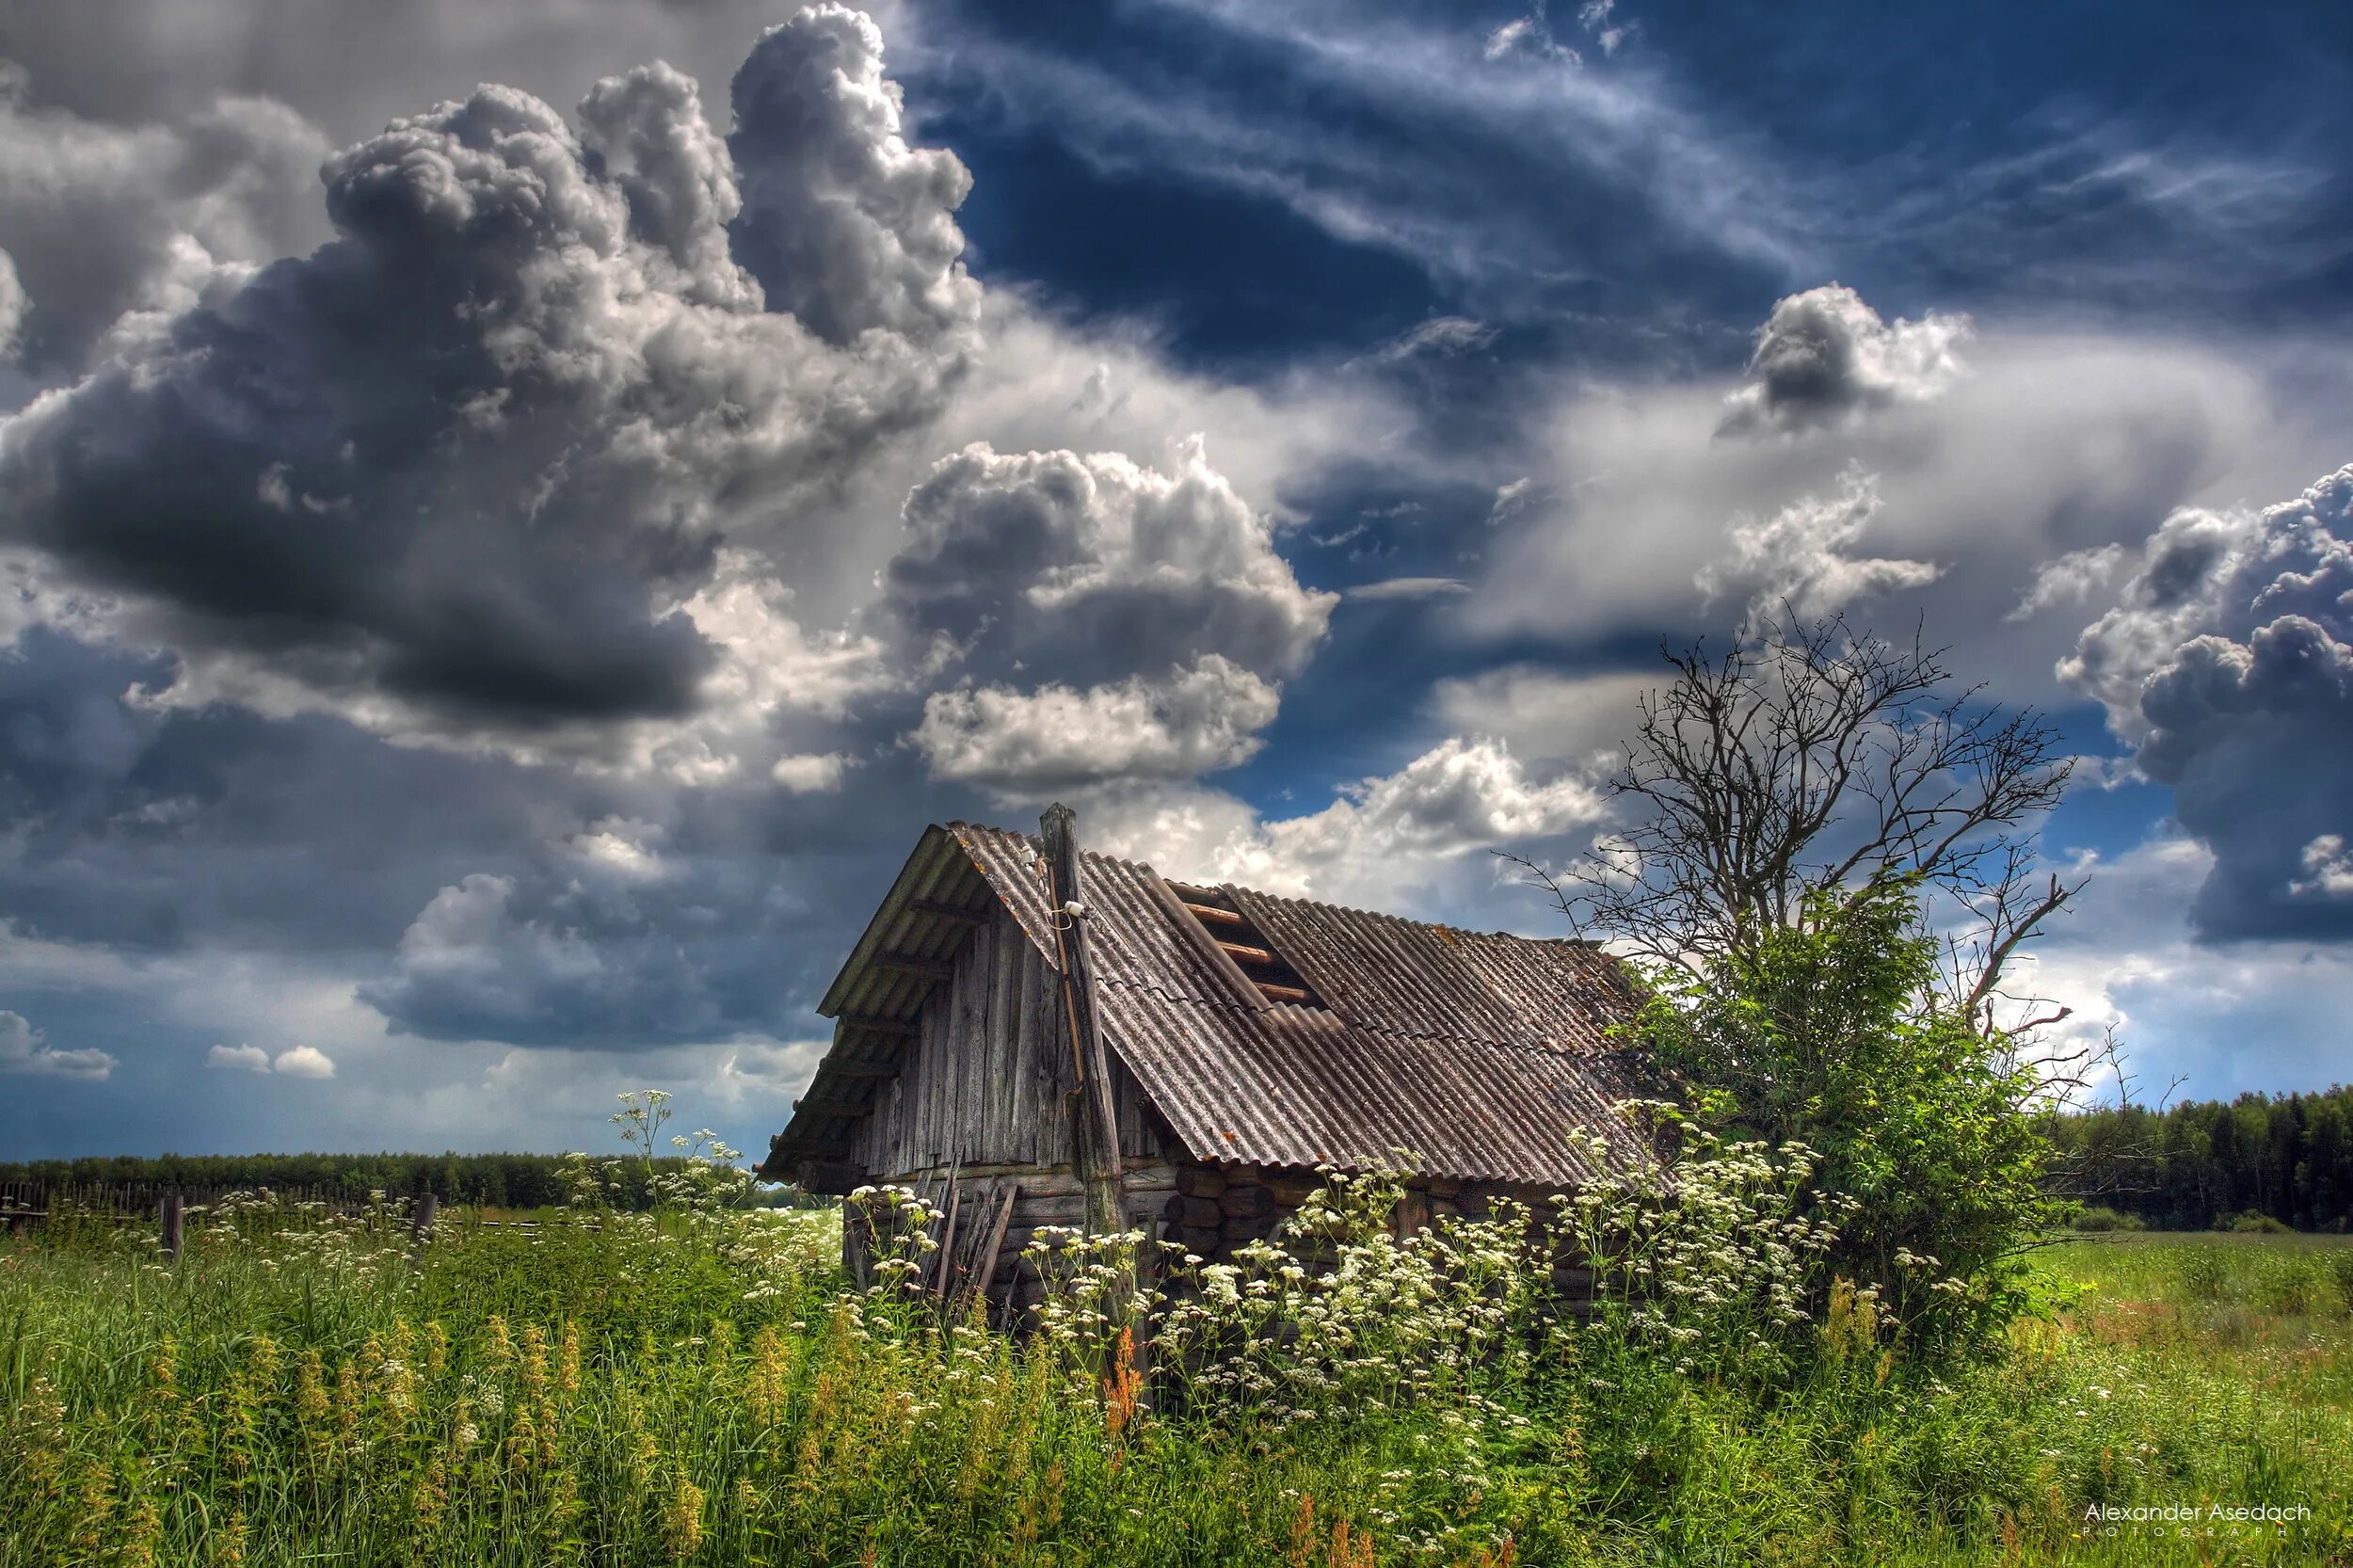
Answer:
[0,1182,601,1250]
[0,1179,377,1219]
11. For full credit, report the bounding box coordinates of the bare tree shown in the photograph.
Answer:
[1513,612,2082,1037]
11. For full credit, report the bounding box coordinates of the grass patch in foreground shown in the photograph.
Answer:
[1,1208,2346,1565]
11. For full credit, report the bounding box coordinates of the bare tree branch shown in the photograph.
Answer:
[1508,609,2080,1037]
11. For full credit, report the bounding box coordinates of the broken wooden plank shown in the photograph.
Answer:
[1143,869,1273,1014]
[970,1182,1020,1306]
[932,1164,963,1297]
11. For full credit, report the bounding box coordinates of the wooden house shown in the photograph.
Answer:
[758,809,1653,1320]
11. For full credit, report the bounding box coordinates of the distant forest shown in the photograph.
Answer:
[2044,1085,2353,1232]
[0,1152,815,1210]
[8,1087,2350,1230]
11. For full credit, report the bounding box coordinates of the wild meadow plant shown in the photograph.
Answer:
[4,1098,2346,1565]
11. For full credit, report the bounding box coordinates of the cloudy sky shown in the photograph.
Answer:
[3,0,2349,1161]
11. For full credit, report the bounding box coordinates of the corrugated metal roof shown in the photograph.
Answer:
[765,821,1655,1186]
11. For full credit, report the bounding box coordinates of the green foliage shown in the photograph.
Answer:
[2042,1084,2353,1232]
[6,1179,2348,1564]
[1630,878,2056,1359]
[2068,1205,2149,1233]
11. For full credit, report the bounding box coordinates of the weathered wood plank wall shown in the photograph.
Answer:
[847,908,1164,1179]
[841,904,1175,1318]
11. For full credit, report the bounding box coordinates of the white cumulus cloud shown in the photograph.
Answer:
[1718,283,1971,437]
[1,1009,115,1080]
[2061,463,2353,938]
[208,1041,336,1077]
[914,655,1280,793]
[1697,464,1941,630]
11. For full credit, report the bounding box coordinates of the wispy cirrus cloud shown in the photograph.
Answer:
[901,0,1808,317]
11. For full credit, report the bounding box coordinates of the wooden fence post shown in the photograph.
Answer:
[160,1191,183,1263]
[410,1192,439,1262]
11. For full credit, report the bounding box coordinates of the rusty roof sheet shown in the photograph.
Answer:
[766,821,1655,1186]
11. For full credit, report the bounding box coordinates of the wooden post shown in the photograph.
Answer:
[410,1192,439,1262]
[1042,803,1125,1240]
[159,1191,183,1263]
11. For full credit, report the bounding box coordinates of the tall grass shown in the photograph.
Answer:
[3,1162,2346,1564]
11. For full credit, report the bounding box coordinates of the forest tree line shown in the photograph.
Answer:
[2042,1085,2353,1231]
[9,1086,2349,1230]
[0,1151,814,1210]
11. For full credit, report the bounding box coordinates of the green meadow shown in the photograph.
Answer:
[3,1188,2347,1568]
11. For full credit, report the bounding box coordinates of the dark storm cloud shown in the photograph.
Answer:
[0,69,329,370]
[0,10,974,743]
[0,6,1380,1048]
[727,9,978,348]
[355,747,970,1045]
[884,439,1331,683]
[0,627,551,953]
[0,618,950,1042]
[2065,463,2353,941]
[0,248,29,360]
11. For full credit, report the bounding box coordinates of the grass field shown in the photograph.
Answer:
[2,1198,2347,1567]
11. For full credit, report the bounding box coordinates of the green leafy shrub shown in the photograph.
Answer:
[2223,1210,2293,1235]
[1630,879,2055,1361]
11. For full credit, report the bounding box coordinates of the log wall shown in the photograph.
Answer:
[1158,1163,1598,1306]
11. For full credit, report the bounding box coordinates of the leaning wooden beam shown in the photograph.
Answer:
[1043,803,1127,1241]
[970,1182,1020,1309]
[1217,940,1277,966]
[1257,982,1313,1004]
[1183,901,1247,927]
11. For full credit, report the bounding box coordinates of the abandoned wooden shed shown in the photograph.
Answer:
[758,810,1654,1320]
